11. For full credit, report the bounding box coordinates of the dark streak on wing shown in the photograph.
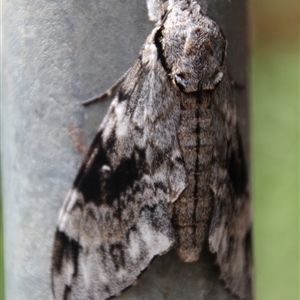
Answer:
[102,154,141,204]
[52,230,81,300]
[74,137,109,205]
[96,245,106,266]
[125,224,138,242]
[154,26,171,74]
[105,134,116,151]
[110,243,126,271]
[51,230,80,277]
[154,181,168,194]
[63,285,71,300]
[149,146,168,171]
[73,134,147,206]
[118,87,130,102]
[104,285,111,297]
[72,132,108,189]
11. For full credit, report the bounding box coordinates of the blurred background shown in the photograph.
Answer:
[0,0,299,299]
[251,0,299,299]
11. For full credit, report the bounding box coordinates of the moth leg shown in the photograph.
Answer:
[82,68,131,106]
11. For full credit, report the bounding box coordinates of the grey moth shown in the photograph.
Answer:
[51,1,252,299]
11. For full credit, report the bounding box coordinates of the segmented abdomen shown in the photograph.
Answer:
[169,91,214,262]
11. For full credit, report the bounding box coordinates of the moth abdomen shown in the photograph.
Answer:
[169,90,214,263]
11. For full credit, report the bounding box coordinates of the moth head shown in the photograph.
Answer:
[160,1,227,93]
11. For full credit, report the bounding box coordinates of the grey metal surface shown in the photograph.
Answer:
[2,1,248,299]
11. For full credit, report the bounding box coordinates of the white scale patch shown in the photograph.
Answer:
[128,232,141,261]
[140,223,172,255]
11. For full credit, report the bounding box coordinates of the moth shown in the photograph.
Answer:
[51,0,252,299]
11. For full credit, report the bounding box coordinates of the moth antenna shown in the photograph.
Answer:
[82,68,130,106]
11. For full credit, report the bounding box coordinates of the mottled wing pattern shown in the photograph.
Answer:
[51,54,188,300]
[208,75,252,300]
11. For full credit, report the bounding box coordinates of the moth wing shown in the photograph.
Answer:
[209,76,252,300]
[51,60,187,300]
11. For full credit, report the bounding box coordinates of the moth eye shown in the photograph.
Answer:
[176,73,186,80]
[173,73,186,91]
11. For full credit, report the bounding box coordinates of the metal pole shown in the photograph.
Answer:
[2,1,248,299]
